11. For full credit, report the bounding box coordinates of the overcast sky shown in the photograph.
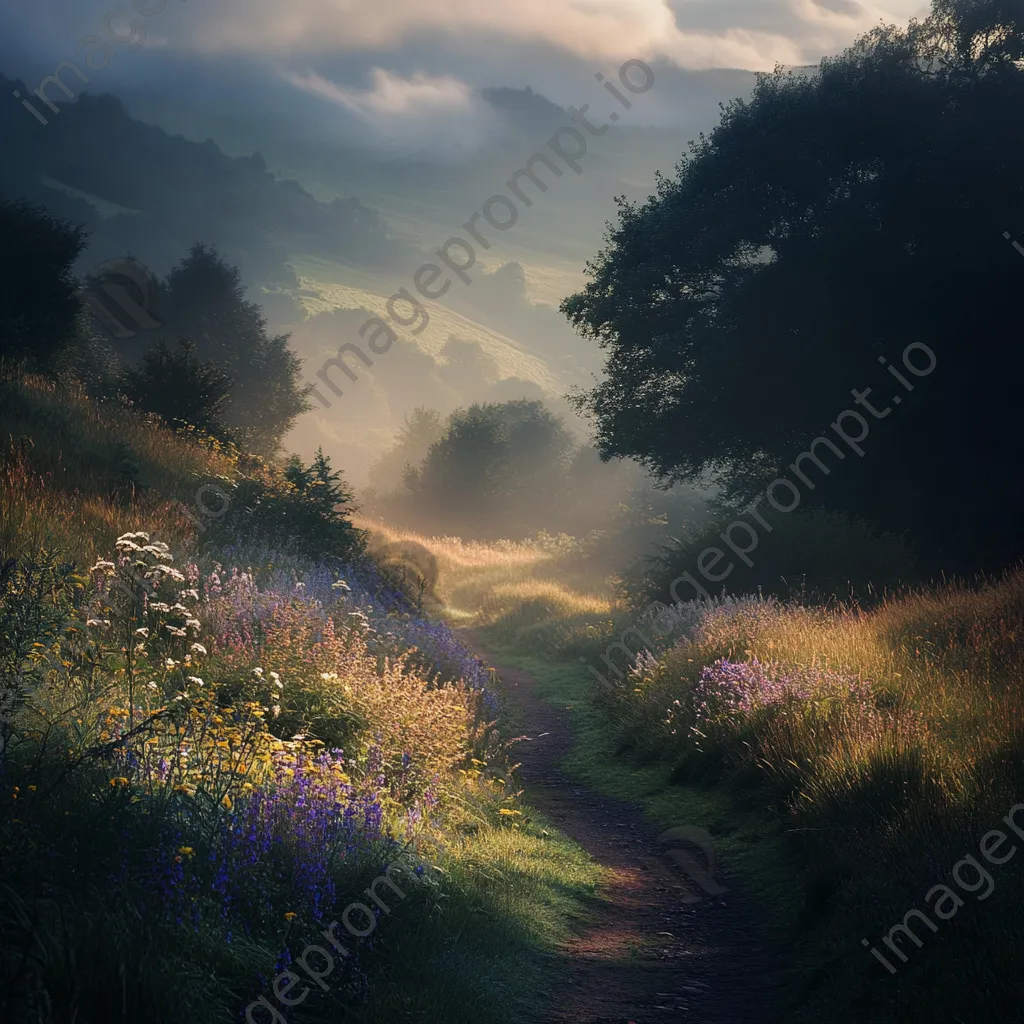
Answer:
[1,0,932,153]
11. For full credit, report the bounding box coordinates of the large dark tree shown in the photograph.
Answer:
[563,0,1024,572]
[158,244,308,456]
[0,199,86,368]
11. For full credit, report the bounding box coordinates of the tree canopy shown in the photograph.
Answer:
[0,199,85,368]
[403,400,575,539]
[121,338,233,439]
[563,0,1024,571]
[158,244,308,457]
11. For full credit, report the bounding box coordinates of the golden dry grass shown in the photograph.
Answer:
[357,517,614,628]
[1,374,239,565]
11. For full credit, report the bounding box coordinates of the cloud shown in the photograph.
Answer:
[286,68,473,120]
[284,67,503,157]
[0,0,933,152]
[176,0,927,71]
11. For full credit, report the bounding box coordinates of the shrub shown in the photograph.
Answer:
[211,448,366,563]
[121,338,233,439]
[634,507,918,606]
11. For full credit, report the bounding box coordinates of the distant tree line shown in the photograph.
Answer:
[368,400,708,549]
[0,199,307,458]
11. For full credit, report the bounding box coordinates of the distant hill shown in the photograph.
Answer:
[0,72,412,298]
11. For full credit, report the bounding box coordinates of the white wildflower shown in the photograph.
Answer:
[190,643,208,656]
[155,566,186,583]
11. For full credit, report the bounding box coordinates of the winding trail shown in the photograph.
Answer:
[462,630,784,1024]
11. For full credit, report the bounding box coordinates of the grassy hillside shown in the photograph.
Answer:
[289,264,570,391]
[0,373,604,1024]
[360,520,1024,1023]
[1,372,233,565]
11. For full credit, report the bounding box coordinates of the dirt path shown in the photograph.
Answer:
[462,631,784,1024]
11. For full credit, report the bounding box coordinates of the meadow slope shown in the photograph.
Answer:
[362,520,1024,1024]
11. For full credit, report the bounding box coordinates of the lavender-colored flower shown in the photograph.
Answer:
[692,658,871,724]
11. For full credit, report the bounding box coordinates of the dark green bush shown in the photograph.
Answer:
[121,338,233,440]
[210,447,366,562]
[632,507,918,607]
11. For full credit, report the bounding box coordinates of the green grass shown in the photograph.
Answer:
[366,521,1024,1022]
[474,641,800,928]
[0,374,608,1024]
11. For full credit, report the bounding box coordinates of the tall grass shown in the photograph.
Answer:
[1,374,235,564]
[567,571,1024,1022]
[370,517,1024,1022]
[0,379,604,1024]
[360,518,614,641]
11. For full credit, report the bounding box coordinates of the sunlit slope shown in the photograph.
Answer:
[291,257,573,393]
[359,518,614,630]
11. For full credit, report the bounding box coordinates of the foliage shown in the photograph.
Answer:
[629,507,918,606]
[121,338,233,439]
[389,400,576,540]
[562,0,1024,572]
[157,244,309,457]
[211,447,366,562]
[51,327,123,401]
[0,198,86,368]
[366,407,446,495]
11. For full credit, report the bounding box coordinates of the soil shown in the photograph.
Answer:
[462,631,786,1024]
